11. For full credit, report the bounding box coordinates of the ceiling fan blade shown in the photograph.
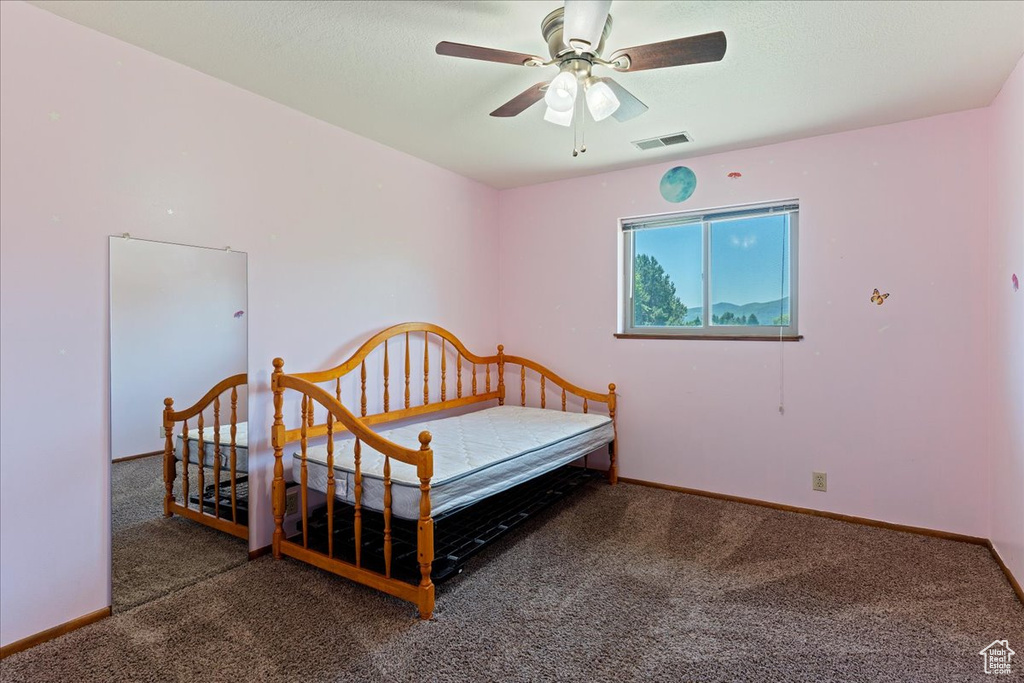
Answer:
[597,78,648,122]
[563,0,612,52]
[610,31,726,72]
[490,82,549,117]
[436,41,545,67]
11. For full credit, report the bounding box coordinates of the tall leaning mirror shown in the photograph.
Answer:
[109,236,248,612]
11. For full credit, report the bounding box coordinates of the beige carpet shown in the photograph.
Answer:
[110,456,247,612]
[4,481,1022,682]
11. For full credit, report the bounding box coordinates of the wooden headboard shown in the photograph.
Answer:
[276,321,615,448]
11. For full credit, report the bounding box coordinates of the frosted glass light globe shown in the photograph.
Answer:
[545,71,578,113]
[544,106,573,127]
[585,79,620,121]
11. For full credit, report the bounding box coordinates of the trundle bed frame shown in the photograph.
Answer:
[162,373,249,540]
[271,322,616,619]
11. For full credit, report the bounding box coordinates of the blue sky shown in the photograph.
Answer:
[635,214,790,311]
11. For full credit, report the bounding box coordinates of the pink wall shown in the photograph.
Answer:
[987,55,1024,588]
[0,2,499,647]
[499,109,992,539]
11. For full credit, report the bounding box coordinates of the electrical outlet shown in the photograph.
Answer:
[160,425,166,439]
[285,487,299,516]
[812,471,827,492]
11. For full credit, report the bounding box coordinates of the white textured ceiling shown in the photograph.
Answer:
[28,0,1024,189]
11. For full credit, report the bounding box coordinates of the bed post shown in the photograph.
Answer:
[162,398,175,517]
[416,430,435,620]
[271,358,286,559]
[496,344,506,406]
[607,383,618,485]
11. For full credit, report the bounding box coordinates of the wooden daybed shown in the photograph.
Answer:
[162,373,249,540]
[271,322,617,619]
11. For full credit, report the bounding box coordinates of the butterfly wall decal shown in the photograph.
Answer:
[870,289,889,305]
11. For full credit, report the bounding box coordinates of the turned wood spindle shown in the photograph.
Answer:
[417,431,435,620]
[271,358,285,558]
[423,332,430,405]
[300,395,309,548]
[440,339,447,402]
[181,420,190,511]
[497,345,505,406]
[230,387,238,524]
[335,377,342,405]
[360,360,368,417]
[520,366,526,407]
[213,396,221,519]
[196,412,205,514]
[326,411,335,559]
[457,354,463,398]
[163,399,174,517]
[486,363,491,393]
[383,339,390,413]
[583,398,589,414]
[353,438,363,567]
[405,332,411,409]
[472,363,478,396]
[383,456,393,578]
[562,388,567,412]
[540,376,546,409]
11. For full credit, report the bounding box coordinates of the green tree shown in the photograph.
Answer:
[747,313,759,325]
[772,314,790,325]
[633,254,688,326]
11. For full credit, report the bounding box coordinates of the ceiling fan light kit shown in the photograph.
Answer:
[436,1,727,156]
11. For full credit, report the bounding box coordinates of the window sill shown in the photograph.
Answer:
[614,333,803,342]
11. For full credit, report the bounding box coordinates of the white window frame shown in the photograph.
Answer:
[617,200,800,339]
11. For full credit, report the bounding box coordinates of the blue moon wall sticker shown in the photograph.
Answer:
[660,166,697,202]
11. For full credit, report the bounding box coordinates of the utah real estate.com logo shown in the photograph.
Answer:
[979,640,1015,675]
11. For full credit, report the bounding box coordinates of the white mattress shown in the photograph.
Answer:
[292,406,613,520]
[175,422,248,472]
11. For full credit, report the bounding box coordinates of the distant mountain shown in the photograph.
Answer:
[686,297,790,324]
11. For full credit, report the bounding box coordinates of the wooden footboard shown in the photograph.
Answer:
[162,373,248,540]
[271,322,616,619]
[272,360,436,619]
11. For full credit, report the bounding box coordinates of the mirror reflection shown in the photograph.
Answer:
[109,237,248,612]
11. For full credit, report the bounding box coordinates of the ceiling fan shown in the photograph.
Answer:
[436,0,726,155]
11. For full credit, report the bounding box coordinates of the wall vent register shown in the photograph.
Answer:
[631,131,692,150]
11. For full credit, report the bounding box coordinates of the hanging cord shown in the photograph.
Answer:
[571,80,587,157]
[778,218,788,415]
[579,90,587,154]
[572,96,579,157]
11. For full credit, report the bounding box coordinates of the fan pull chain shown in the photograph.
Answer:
[572,91,587,158]
[572,97,580,157]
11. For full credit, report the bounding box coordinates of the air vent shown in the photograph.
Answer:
[632,131,692,151]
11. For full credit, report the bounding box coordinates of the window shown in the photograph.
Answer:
[619,201,799,339]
